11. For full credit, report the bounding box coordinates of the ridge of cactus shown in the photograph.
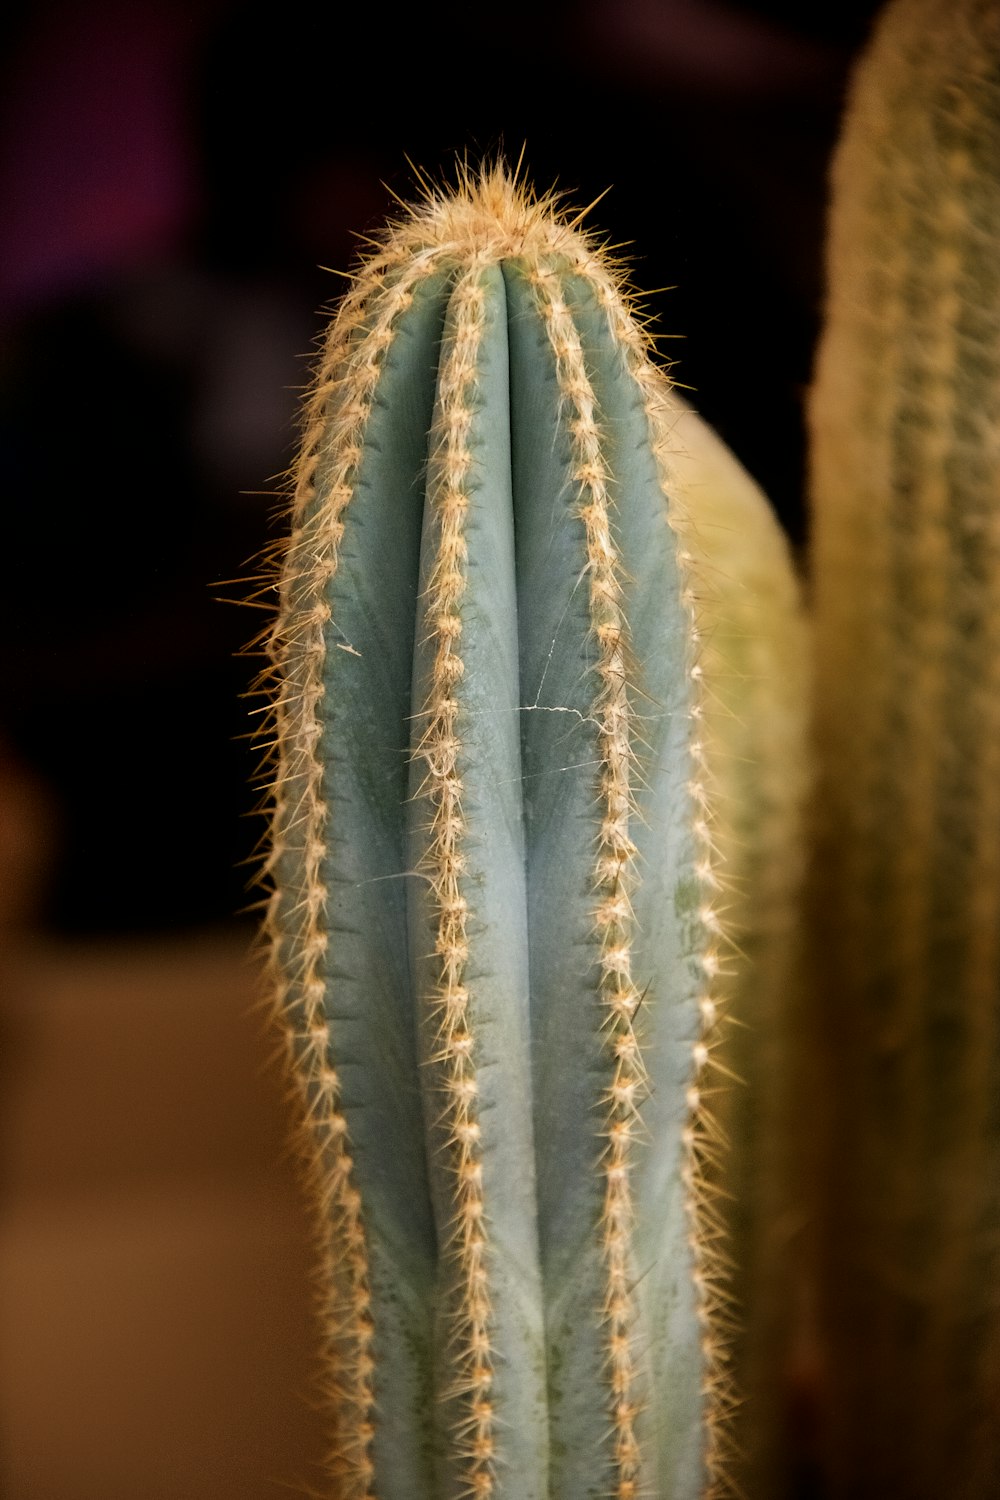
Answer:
[259,162,805,1499]
[808,0,1000,1492]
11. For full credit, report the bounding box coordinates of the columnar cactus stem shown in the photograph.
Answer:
[263,166,805,1499]
[808,1,1000,1492]
[665,410,809,1496]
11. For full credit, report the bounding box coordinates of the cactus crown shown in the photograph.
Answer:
[339,160,628,284]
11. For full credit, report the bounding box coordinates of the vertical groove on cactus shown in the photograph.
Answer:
[261,164,805,1499]
[809,0,1000,1491]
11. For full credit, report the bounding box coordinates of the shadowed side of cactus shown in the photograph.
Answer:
[263,166,804,1500]
[808,1,1000,1492]
[666,407,810,1496]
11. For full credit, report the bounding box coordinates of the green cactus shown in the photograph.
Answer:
[263,168,806,1499]
[668,413,809,1495]
[808,0,1000,1492]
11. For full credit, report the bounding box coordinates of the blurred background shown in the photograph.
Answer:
[0,1,880,1494]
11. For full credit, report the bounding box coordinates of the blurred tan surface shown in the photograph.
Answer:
[0,930,327,1499]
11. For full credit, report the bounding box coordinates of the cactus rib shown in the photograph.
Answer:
[527,257,651,1493]
[413,264,499,1494]
[265,267,428,1496]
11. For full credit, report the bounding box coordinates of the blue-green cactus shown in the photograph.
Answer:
[265,168,805,1500]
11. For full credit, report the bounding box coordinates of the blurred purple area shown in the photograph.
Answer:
[0,1,198,312]
[581,0,837,94]
[0,0,881,938]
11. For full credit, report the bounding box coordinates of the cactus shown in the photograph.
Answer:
[668,413,809,1495]
[808,0,1000,1492]
[262,167,806,1499]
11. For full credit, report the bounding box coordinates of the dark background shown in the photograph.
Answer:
[0,0,883,940]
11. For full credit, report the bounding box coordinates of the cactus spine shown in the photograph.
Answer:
[265,167,805,1498]
[809,0,1000,1491]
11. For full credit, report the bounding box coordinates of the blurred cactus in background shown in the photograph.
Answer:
[808,0,1000,1494]
[262,0,1000,1495]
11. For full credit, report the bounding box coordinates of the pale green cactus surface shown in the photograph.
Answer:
[264,169,806,1500]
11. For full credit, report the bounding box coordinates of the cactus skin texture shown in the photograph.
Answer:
[809,1,1000,1493]
[264,168,805,1500]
